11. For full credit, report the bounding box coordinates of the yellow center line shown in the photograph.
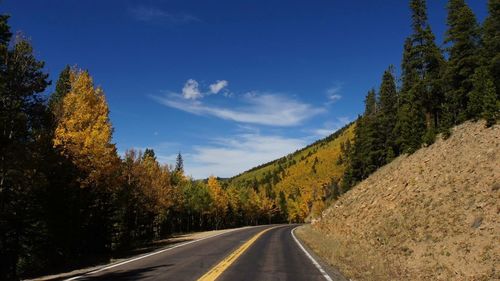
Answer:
[197,226,280,281]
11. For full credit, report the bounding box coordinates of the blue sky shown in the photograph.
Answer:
[3,0,488,178]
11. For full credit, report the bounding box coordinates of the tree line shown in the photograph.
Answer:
[340,0,499,190]
[0,18,285,281]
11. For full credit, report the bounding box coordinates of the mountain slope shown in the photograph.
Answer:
[297,121,499,280]
[229,123,355,222]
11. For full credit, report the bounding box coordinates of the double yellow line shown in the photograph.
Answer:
[197,226,278,281]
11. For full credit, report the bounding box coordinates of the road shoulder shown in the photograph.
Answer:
[294,225,348,281]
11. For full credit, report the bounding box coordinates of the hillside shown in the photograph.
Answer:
[296,121,500,280]
[229,123,355,222]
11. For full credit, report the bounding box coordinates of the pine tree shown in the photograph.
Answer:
[468,67,498,126]
[412,0,444,130]
[175,152,184,174]
[397,38,425,153]
[443,0,481,125]
[0,26,50,280]
[343,90,384,187]
[48,65,71,123]
[397,0,444,149]
[378,66,399,160]
[364,88,377,116]
[482,0,500,97]
[143,148,156,160]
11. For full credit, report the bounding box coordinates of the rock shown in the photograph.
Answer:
[471,216,483,229]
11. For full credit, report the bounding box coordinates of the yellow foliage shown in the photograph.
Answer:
[207,176,228,228]
[276,125,354,221]
[54,69,119,187]
[230,123,355,222]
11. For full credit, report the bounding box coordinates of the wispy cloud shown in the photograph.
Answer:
[121,133,305,179]
[326,84,343,105]
[153,90,325,127]
[129,6,200,25]
[311,117,351,137]
[184,133,307,178]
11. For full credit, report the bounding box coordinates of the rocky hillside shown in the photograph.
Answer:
[297,121,499,280]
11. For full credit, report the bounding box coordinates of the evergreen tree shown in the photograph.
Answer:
[443,0,481,125]
[0,25,50,280]
[343,90,384,188]
[175,152,184,174]
[396,38,425,153]
[48,65,71,123]
[143,148,156,160]
[413,0,445,130]
[378,66,399,160]
[468,67,498,126]
[482,0,500,97]
[397,0,444,149]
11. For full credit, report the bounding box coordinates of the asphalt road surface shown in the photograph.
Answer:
[70,224,345,281]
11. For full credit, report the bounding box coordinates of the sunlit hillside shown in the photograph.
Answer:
[229,123,355,222]
[298,121,500,280]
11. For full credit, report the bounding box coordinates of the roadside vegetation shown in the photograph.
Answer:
[0,19,302,281]
[1,0,498,280]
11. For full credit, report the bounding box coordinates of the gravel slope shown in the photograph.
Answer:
[304,121,499,281]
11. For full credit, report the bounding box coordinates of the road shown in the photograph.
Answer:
[70,224,344,281]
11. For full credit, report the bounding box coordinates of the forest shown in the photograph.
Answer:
[0,0,498,280]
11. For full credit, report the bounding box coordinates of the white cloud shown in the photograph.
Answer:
[184,133,307,178]
[209,80,228,94]
[130,6,199,25]
[153,92,325,126]
[328,94,342,102]
[312,117,351,137]
[182,79,202,100]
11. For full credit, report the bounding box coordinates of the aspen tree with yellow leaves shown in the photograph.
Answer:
[52,68,121,257]
[207,176,228,229]
[54,69,120,187]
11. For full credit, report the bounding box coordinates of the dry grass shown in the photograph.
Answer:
[296,225,399,280]
[303,121,500,281]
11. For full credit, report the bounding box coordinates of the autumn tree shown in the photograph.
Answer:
[54,69,119,186]
[207,176,228,229]
[182,180,212,230]
[53,68,120,255]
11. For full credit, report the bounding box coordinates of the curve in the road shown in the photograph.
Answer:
[65,224,341,281]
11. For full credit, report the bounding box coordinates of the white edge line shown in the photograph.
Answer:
[291,226,333,281]
[64,226,253,281]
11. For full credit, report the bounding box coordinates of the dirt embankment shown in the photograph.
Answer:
[297,121,500,281]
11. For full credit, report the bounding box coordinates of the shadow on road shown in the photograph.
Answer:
[78,264,174,281]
